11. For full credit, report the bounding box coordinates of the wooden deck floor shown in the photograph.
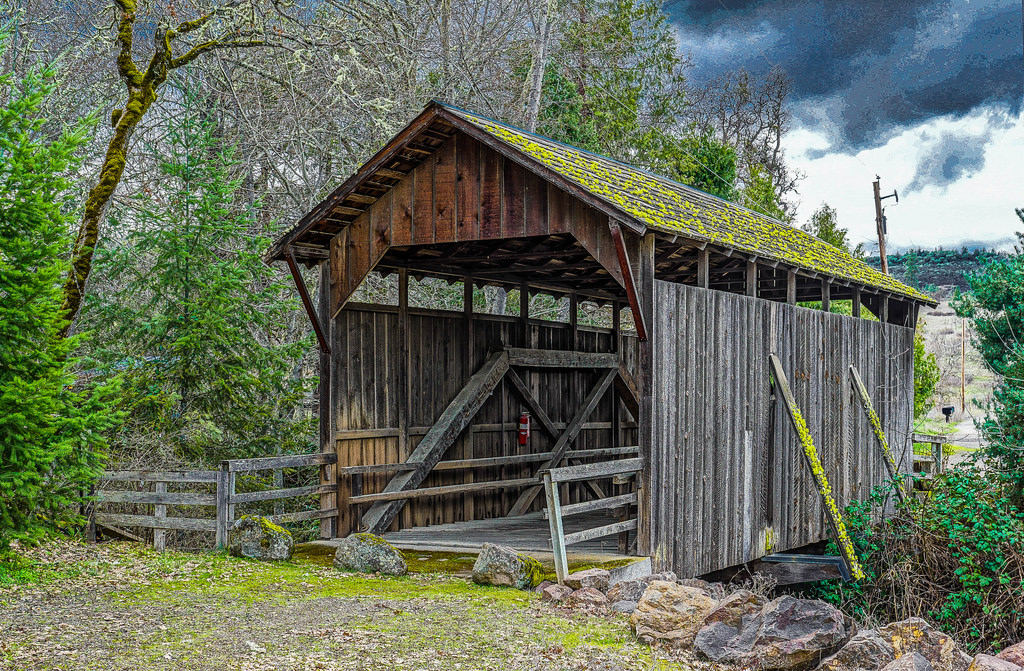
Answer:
[378,510,634,557]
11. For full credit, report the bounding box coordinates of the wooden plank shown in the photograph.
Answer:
[216,466,230,549]
[506,367,619,516]
[746,260,758,297]
[543,473,569,584]
[504,368,559,439]
[95,513,217,532]
[265,508,339,524]
[434,138,456,242]
[480,149,501,237]
[359,350,511,534]
[153,482,166,552]
[502,160,526,237]
[505,348,618,368]
[99,470,217,483]
[543,492,637,519]
[850,365,906,503]
[561,519,637,546]
[95,491,217,506]
[229,484,336,504]
[546,457,644,483]
[226,453,337,473]
[349,478,536,504]
[456,135,480,240]
[787,270,797,304]
[697,248,709,288]
[613,363,640,420]
[609,220,649,341]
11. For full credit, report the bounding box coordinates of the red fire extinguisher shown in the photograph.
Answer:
[518,412,531,445]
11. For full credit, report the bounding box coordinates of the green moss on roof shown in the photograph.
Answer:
[446,106,931,303]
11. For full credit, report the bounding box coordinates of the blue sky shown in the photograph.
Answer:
[663,0,1023,250]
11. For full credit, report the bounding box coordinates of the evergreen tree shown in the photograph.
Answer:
[954,229,1024,502]
[83,88,314,464]
[0,40,120,550]
[740,163,790,222]
[801,203,865,259]
[667,132,738,201]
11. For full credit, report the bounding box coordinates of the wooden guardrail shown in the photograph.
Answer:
[542,456,643,584]
[92,452,338,550]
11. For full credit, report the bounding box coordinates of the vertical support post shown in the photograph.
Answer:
[636,232,656,559]
[216,463,230,550]
[697,248,710,288]
[852,286,862,318]
[821,280,831,312]
[398,268,410,459]
[463,274,475,522]
[569,291,579,351]
[880,294,889,323]
[520,281,530,345]
[153,481,166,552]
[543,473,568,585]
[786,269,797,304]
[317,261,335,538]
[746,260,758,297]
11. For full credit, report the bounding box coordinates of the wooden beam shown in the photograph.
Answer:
[746,260,758,297]
[507,367,619,516]
[613,364,640,420]
[543,492,638,519]
[506,348,619,368]
[609,220,649,342]
[850,365,907,502]
[520,281,530,344]
[284,248,331,354]
[880,295,890,323]
[561,519,637,547]
[349,478,537,504]
[545,457,644,483]
[697,248,710,288]
[852,286,862,318]
[360,351,511,535]
[821,279,831,312]
[505,368,560,440]
[636,231,655,558]
[786,269,797,305]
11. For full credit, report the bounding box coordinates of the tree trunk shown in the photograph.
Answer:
[523,0,555,133]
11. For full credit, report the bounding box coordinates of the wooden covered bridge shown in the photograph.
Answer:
[266,101,934,579]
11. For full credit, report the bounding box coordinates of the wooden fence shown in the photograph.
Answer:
[92,452,338,550]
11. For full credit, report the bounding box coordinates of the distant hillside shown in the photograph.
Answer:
[865,248,1009,290]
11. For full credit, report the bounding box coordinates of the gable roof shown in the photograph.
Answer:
[269,101,932,304]
[441,104,931,303]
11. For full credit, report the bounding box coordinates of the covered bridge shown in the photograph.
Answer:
[267,101,934,578]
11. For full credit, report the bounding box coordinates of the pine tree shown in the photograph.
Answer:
[0,39,120,550]
[84,87,314,464]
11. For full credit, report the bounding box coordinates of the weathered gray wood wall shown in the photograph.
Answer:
[651,281,914,576]
[331,302,639,536]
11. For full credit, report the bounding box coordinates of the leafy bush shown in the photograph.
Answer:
[811,465,1024,653]
[913,325,940,418]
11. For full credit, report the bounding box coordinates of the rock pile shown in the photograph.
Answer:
[529,570,1022,671]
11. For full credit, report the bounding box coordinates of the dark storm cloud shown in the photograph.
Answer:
[664,0,1023,149]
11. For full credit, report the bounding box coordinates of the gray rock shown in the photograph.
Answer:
[534,580,553,594]
[970,655,1023,671]
[564,568,611,592]
[631,581,718,648]
[567,586,609,608]
[694,595,849,670]
[611,599,639,613]
[679,577,725,600]
[640,571,678,584]
[540,584,573,603]
[876,618,970,671]
[703,589,765,629]
[470,543,542,590]
[819,629,897,671]
[606,579,647,604]
[229,515,293,561]
[333,532,407,575]
[997,643,1024,668]
[882,652,936,671]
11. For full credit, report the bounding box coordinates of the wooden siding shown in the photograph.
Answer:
[331,303,639,536]
[651,281,914,576]
[328,135,623,315]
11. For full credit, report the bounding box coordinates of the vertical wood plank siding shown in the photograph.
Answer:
[652,281,913,576]
[328,136,624,315]
[332,304,639,536]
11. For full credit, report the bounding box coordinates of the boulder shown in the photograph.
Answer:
[534,580,553,594]
[970,655,1023,671]
[882,652,936,671]
[679,577,725,600]
[333,533,407,575]
[611,600,639,614]
[997,643,1024,667]
[630,581,718,648]
[641,571,678,584]
[567,586,609,608]
[877,618,970,671]
[564,568,611,592]
[694,595,849,670]
[229,515,293,561]
[540,584,573,603]
[819,629,897,671]
[703,589,765,629]
[470,543,542,590]
[607,579,647,604]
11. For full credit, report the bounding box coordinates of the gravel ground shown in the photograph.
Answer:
[0,541,713,671]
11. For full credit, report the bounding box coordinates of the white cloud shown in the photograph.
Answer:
[787,108,1024,250]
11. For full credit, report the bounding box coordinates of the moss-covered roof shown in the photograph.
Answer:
[443,105,931,303]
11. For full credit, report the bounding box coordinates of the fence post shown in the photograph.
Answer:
[543,472,569,585]
[153,481,167,552]
[216,463,231,550]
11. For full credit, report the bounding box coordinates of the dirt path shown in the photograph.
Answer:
[0,542,706,671]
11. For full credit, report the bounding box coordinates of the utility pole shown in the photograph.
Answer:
[873,177,888,274]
